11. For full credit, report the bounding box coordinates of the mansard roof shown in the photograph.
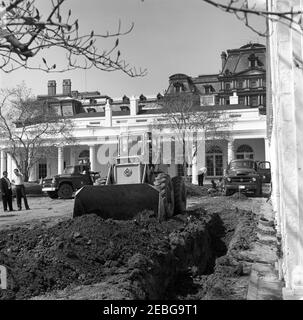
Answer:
[221,43,266,75]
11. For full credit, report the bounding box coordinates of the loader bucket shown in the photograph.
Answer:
[73,184,165,220]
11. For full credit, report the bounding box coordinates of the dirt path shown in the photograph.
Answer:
[0,197,73,231]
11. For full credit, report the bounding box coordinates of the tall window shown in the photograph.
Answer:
[236,145,254,159]
[38,163,47,179]
[250,79,259,88]
[238,80,244,89]
[250,95,259,106]
[206,145,223,177]
[238,96,245,105]
[225,82,231,90]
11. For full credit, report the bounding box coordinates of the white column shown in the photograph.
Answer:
[227,139,234,164]
[89,145,96,171]
[29,165,35,182]
[191,143,198,185]
[196,131,205,166]
[264,138,270,162]
[0,150,7,175]
[58,147,64,174]
[70,148,76,166]
[105,99,112,127]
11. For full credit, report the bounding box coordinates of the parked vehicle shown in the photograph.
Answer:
[223,159,271,196]
[42,164,101,199]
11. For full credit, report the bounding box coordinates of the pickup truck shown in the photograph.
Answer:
[42,164,101,199]
[223,159,271,196]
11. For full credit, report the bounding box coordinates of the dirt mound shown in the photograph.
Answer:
[230,192,248,200]
[185,182,209,197]
[0,209,219,300]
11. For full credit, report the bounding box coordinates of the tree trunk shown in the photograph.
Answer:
[24,158,29,182]
[182,134,187,178]
[24,171,29,182]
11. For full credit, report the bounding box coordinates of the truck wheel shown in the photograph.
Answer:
[58,183,73,199]
[224,188,232,196]
[172,176,187,215]
[47,191,58,199]
[154,173,174,220]
[254,186,262,197]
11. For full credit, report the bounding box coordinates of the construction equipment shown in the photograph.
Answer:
[73,132,187,221]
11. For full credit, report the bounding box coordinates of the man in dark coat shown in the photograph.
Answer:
[0,171,13,212]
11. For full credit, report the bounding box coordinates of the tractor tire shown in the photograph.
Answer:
[172,176,187,215]
[224,188,232,196]
[58,183,73,199]
[154,173,174,220]
[47,191,58,199]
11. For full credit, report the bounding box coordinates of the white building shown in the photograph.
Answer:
[0,44,268,182]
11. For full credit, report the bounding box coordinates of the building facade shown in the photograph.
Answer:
[0,43,268,183]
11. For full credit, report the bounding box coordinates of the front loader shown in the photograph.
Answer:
[73,133,187,221]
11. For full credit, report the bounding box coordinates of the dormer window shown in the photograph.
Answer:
[120,106,130,112]
[139,94,147,102]
[157,93,163,100]
[122,95,130,103]
[224,68,232,76]
[173,82,184,93]
[248,53,258,68]
[89,98,97,104]
[204,85,214,94]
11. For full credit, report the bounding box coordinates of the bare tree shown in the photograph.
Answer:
[201,0,303,37]
[0,0,146,75]
[0,84,74,181]
[155,93,233,177]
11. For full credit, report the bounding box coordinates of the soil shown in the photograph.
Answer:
[0,186,270,300]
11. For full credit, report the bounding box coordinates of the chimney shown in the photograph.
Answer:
[105,99,112,127]
[63,79,72,96]
[130,96,138,116]
[221,51,227,70]
[48,80,56,96]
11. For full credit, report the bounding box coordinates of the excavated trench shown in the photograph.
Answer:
[0,203,256,300]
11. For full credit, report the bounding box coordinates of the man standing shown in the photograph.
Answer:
[198,166,207,186]
[0,171,13,212]
[12,168,30,211]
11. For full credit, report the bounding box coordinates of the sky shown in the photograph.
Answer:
[0,0,266,98]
